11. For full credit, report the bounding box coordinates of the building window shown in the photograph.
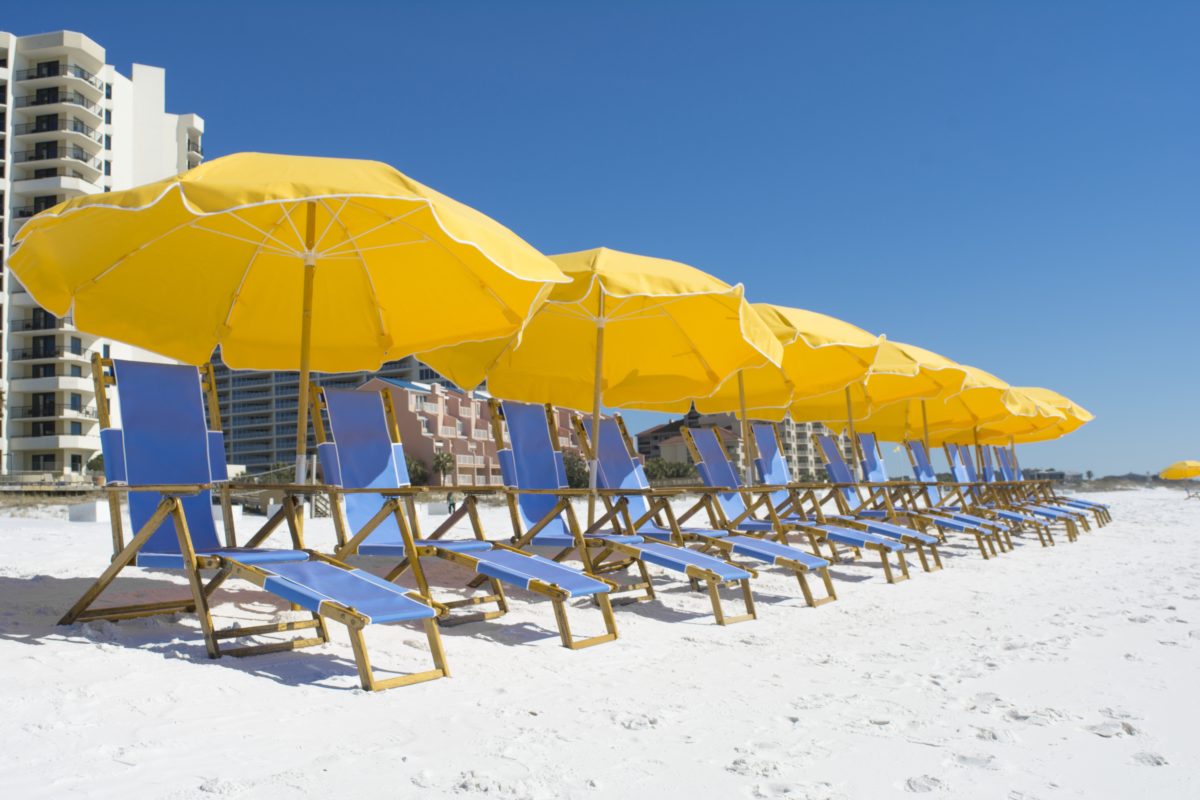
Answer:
[105,83,112,99]
[104,134,111,150]
[102,344,111,358]
[32,364,55,378]
[70,422,83,435]
[71,337,83,355]
[105,110,112,124]
[104,161,111,176]
[70,365,83,377]
[71,454,84,473]
[31,454,56,471]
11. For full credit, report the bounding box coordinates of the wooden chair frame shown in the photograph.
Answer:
[313,387,618,649]
[488,400,755,626]
[61,357,448,691]
[576,414,837,608]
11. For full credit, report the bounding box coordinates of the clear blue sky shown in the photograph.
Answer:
[8,1,1197,476]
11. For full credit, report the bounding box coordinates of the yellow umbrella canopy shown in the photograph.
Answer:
[966,386,1079,445]
[859,364,1022,444]
[787,339,967,426]
[419,247,783,514]
[1160,461,1200,480]
[419,247,783,411]
[634,303,881,421]
[9,152,567,479]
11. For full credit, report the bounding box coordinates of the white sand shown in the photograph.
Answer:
[0,488,1196,799]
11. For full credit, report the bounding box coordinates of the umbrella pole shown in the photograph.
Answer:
[588,289,605,528]
[845,386,860,480]
[294,201,318,485]
[921,399,930,453]
[1009,435,1019,476]
[738,371,753,486]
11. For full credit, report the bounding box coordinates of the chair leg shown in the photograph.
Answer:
[347,618,449,692]
[706,578,756,625]
[553,593,619,650]
[797,567,838,608]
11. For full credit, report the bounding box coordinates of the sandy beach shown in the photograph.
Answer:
[0,487,1195,798]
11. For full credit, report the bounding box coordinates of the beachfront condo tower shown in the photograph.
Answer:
[0,30,204,480]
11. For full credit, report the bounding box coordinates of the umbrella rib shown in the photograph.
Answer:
[88,213,297,284]
[317,201,429,258]
[321,210,392,349]
[220,206,305,255]
[221,206,297,330]
[314,197,351,252]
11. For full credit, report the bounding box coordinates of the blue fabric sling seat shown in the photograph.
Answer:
[70,359,449,692]
[907,441,1015,532]
[587,418,833,582]
[318,389,615,613]
[800,432,939,548]
[689,426,914,584]
[994,449,1100,525]
[500,401,757,624]
[946,444,1045,528]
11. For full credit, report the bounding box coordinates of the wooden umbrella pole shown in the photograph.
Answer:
[845,386,860,479]
[921,399,930,454]
[588,288,605,527]
[294,201,318,485]
[738,371,753,486]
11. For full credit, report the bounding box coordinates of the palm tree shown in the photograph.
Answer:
[432,451,456,486]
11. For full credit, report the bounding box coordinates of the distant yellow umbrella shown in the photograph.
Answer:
[1159,461,1200,480]
[789,340,969,473]
[968,387,1081,445]
[634,304,882,481]
[418,247,783,516]
[9,152,567,480]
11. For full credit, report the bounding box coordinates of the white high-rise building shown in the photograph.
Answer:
[0,30,204,479]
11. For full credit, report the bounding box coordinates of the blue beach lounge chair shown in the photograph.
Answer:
[826,434,1005,560]
[753,425,943,572]
[990,448,1094,534]
[994,448,1108,526]
[683,426,914,584]
[61,358,448,691]
[495,400,757,626]
[902,439,1026,552]
[577,415,837,608]
[943,444,1058,547]
[312,386,617,649]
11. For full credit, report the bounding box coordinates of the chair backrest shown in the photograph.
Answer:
[858,433,888,482]
[979,446,996,483]
[906,439,944,504]
[995,447,1019,481]
[814,433,862,507]
[583,418,654,520]
[498,400,572,538]
[689,427,749,520]
[104,360,223,555]
[319,388,411,547]
[750,423,795,511]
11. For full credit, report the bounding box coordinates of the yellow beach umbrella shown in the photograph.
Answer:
[9,152,567,481]
[419,247,783,513]
[789,340,969,474]
[1160,461,1200,480]
[634,304,882,481]
[968,387,1079,445]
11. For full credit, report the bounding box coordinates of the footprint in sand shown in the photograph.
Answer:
[1132,751,1168,766]
[1086,721,1137,738]
[904,775,947,793]
[952,752,997,770]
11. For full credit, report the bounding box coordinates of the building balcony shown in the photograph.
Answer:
[13,91,103,123]
[9,404,98,421]
[10,347,88,362]
[7,375,94,393]
[10,315,74,331]
[12,117,104,147]
[14,63,104,93]
[11,146,103,178]
[7,434,98,451]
